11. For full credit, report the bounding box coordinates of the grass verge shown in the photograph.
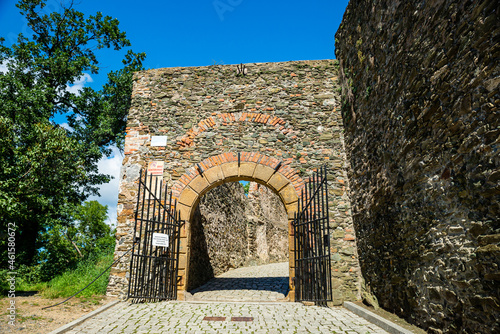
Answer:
[10,251,114,299]
[41,252,114,298]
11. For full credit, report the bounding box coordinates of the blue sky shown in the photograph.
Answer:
[0,0,349,225]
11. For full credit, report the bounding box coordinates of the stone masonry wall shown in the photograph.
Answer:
[187,182,288,291]
[188,182,248,290]
[108,60,362,304]
[335,0,499,332]
[246,182,289,265]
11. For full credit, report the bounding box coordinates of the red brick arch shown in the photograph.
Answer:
[176,112,295,148]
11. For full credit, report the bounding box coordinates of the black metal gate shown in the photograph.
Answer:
[127,169,182,302]
[293,165,333,305]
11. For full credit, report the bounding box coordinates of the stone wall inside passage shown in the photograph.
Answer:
[187,181,289,291]
[107,60,362,305]
[335,0,499,332]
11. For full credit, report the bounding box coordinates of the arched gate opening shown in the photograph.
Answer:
[172,152,302,301]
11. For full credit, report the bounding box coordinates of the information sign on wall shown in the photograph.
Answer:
[151,136,167,147]
[147,161,164,176]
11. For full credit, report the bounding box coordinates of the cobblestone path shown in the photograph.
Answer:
[186,262,289,302]
[67,301,389,334]
[66,263,388,333]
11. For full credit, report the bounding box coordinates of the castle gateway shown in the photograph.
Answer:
[107,60,361,304]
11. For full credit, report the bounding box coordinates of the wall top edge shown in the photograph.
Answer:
[135,59,338,76]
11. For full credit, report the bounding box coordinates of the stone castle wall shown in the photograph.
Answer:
[108,60,362,304]
[187,182,288,291]
[335,0,499,332]
[246,182,290,265]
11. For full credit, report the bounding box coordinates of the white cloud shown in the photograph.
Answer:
[66,73,93,95]
[59,122,73,131]
[0,61,93,96]
[0,59,11,73]
[87,146,124,228]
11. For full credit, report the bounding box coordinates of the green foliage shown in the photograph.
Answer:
[14,264,47,292]
[38,222,81,281]
[365,86,372,99]
[333,59,340,70]
[38,200,115,281]
[2,249,113,298]
[41,251,114,298]
[242,182,250,195]
[0,265,46,296]
[17,264,43,286]
[0,270,11,295]
[0,0,144,268]
[73,200,114,254]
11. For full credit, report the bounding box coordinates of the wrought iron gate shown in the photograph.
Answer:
[293,165,332,305]
[127,169,182,302]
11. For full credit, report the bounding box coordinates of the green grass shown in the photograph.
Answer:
[41,252,114,298]
[17,280,48,292]
[11,251,114,299]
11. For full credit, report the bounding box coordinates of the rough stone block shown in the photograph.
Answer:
[176,289,185,301]
[279,183,299,205]
[253,164,275,182]
[221,162,239,179]
[239,162,257,179]
[188,175,209,194]
[203,165,224,185]
[177,204,191,229]
[178,254,187,270]
[289,234,295,251]
[286,203,298,219]
[268,172,290,192]
[178,187,198,208]
[179,237,188,254]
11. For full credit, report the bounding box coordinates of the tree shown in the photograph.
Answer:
[242,181,250,195]
[72,200,114,256]
[0,0,145,268]
[38,201,114,280]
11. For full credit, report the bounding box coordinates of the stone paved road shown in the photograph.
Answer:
[187,262,289,302]
[67,301,389,334]
[66,263,388,333]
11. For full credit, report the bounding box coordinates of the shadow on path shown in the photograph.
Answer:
[187,262,290,302]
[189,276,289,295]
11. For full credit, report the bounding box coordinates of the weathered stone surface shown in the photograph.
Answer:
[336,0,499,332]
[108,60,361,304]
[187,182,289,291]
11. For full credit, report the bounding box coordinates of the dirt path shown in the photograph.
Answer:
[0,294,117,334]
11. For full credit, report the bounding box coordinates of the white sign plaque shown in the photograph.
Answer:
[152,233,169,248]
[151,136,167,147]
[147,161,164,176]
